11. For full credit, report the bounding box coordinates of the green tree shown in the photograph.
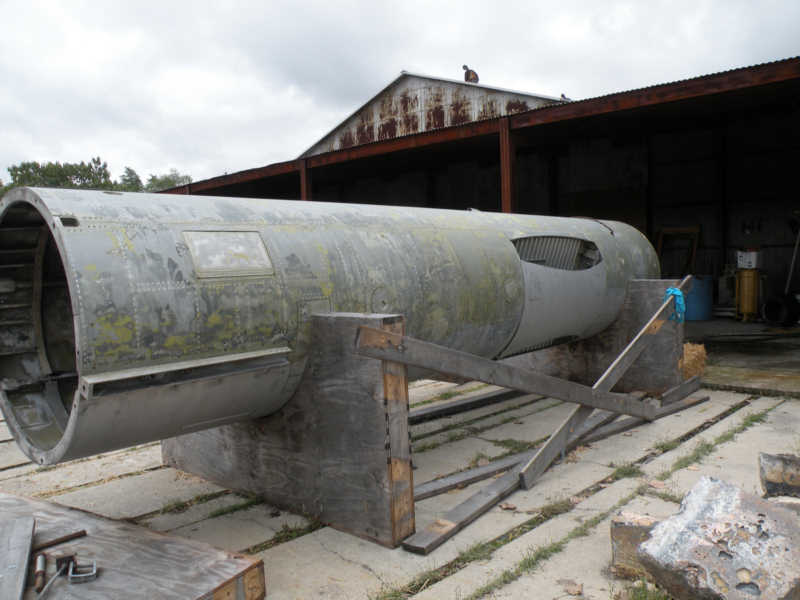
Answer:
[144,168,192,192]
[5,157,115,190]
[2,159,191,194]
[117,167,144,192]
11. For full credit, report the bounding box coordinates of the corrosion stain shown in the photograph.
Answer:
[425,88,445,130]
[378,118,398,140]
[339,130,355,149]
[426,104,445,129]
[478,99,499,120]
[400,91,411,113]
[356,122,374,144]
[450,97,470,125]
[506,99,530,113]
[402,113,419,134]
[379,95,396,120]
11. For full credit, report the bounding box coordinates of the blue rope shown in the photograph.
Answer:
[664,287,685,323]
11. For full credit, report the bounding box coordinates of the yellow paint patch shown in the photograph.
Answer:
[96,315,134,344]
[165,335,188,349]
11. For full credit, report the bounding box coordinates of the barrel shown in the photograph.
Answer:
[684,275,713,321]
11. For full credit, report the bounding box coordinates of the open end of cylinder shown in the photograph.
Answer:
[0,200,77,459]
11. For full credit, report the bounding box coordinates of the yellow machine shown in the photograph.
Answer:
[736,268,759,321]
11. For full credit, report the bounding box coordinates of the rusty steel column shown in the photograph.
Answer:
[499,117,516,213]
[299,159,312,201]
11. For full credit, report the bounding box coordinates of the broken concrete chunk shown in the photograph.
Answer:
[759,452,800,498]
[611,512,660,579]
[638,477,800,600]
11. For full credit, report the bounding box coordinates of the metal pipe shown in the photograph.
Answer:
[0,187,658,464]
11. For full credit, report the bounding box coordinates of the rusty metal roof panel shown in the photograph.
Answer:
[512,56,800,120]
[300,72,561,158]
[167,57,800,195]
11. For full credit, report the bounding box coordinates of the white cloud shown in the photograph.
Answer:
[0,0,798,184]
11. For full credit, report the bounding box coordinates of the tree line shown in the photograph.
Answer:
[0,157,191,196]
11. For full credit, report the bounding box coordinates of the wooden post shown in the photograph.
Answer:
[162,313,414,547]
[499,117,516,213]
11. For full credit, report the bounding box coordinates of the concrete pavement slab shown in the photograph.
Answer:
[0,439,29,470]
[642,396,784,478]
[51,467,224,519]
[172,503,309,552]
[0,444,163,497]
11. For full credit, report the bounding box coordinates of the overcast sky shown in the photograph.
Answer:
[1,0,798,185]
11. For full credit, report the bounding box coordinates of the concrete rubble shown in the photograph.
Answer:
[759,452,800,498]
[610,512,660,579]
[639,476,800,600]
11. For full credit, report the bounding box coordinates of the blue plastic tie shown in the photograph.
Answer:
[664,287,685,323]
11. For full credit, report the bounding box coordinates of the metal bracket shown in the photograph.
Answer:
[68,559,97,584]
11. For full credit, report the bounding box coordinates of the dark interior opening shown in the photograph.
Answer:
[0,201,77,456]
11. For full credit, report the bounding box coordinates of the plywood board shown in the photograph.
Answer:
[0,516,34,600]
[0,493,264,600]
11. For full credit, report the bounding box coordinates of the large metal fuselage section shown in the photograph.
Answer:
[0,188,659,464]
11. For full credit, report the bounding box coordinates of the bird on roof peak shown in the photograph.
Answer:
[462,65,479,84]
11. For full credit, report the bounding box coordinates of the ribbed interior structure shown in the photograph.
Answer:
[512,236,601,270]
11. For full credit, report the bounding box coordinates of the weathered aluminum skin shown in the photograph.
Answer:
[301,73,560,157]
[0,188,658,464]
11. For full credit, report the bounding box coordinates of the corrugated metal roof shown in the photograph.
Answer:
[166,57,800,195]
[299,71,562,158]
[525,56,800,113]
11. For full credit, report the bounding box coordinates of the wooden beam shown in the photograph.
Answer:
[0,516,34,600]
[397,278,693,553]
[518,275,693,489]
[414,450,536,501]
[409,389,526,425]
[412,393,709,503]
[499,117,515,213]
[355,328,656,420]
[403,464,521,554]
[659,375,701,406]
[581,394,709,445]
